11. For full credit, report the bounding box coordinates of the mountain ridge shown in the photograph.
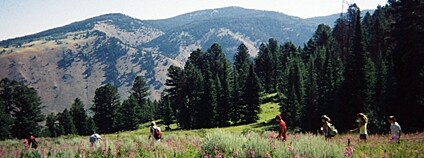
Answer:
[0,7,342,113]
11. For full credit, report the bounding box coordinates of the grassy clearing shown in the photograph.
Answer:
[1,93,423,157]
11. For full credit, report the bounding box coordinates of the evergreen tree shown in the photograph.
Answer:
[389,0,424,131]
[86,116,96,134]
[161,96,174,129]
[232,43,252,124]
[91,83,121,133]
[185,62,204,128]
[0,100,12,140]
[255,43,275,93]
[165,65,190,129]
[45,113,59,137]
[280,53,306,131]
[117,95,140,131]
[243,64,261,123]
[70,98,88,135]
[0,78,45,139]
[130,76,150,123]
[206,43,232,127]
[57,109,77,135]
[339,6,376,131]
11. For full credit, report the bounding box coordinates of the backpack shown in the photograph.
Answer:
[328,123,338,136]
[153,127,162,139]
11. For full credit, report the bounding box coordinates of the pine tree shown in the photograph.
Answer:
[86,116,96,133]
[161,96,174,129]
[117,95,140,131]
[0,78,45,139]
[339,6,376,131]
[57,109,77,135]
[0,100,12,140]
[243,64,261,123]
[255,43,275,93]
[389,0,424,131]
[70,98,88,135]
[130,76,150,123]
[232,43,252,124]
[165,65,190,129]
[206,43,232,127]
[91,83,121,133]
[45,113,59,137]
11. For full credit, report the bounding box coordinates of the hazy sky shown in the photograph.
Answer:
[0,0,388,41]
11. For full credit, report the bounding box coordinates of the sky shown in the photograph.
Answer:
[0,0,388,41]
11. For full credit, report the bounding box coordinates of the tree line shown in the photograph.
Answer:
[0,76,157,139]
[161,2,424,133]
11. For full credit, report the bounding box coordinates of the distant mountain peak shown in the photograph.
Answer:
[0,6,346,114]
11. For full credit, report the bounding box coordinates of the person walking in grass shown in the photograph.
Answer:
[388,115,401,143]
[350,113,368,141]
[275,114,287,141]
[89,130,102,147]
[320,115,337,139]
[27,132,38,149]
[149,121,162,142]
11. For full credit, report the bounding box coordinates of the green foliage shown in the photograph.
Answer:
[117,95,140,131]
[130,76,151,123]
[0,99,12,140]
[389,0,424,131]
[243,64,262,123]
[70,98,89,135]
[57,109,77,135]
[0,78,45,139]
[91,83,121,133]
[45,113,59,137]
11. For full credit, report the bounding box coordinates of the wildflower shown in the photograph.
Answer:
[202,151,211,158]
[381,150,387,158]
[128,151,135,158]
[269,132,275,140]
[294,154,300,158]
[215,153,224,158]
[23,139,29,150]
[249,148,256,158]
[343,138,354,158]
[288,144,293,153]
[264,152,271,158]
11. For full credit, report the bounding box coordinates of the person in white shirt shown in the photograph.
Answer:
[89,131,102,147]
[149,121,161,142]
[388,116,401,143]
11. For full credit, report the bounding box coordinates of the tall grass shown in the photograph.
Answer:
[2,130,422,158]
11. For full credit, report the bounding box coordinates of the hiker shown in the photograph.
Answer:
[27,132,38,149]
[89,131,102,147]
[350,113,368,141]
[388,116,401,143]
[149,121,162,142]
[320,115,337,139]
[275,114,287,141]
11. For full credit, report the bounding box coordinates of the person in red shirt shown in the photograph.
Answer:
[275,114,287,141]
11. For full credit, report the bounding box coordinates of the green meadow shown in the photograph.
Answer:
[1,93,423,158]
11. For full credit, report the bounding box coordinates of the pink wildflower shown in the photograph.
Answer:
[269,132,276,140]
[249,148,256,158]
[264,152,271,158]
[294,154,300,158]
[344,139,354,158]
[23,139,29,150]
[381,150,387,158]
[128,151,135,158]
[215,153,224,158]
[288,144,293,153]
[202,151,211,158]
